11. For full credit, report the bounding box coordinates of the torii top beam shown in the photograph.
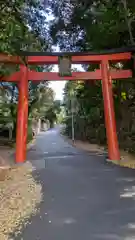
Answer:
[0,48,132,65]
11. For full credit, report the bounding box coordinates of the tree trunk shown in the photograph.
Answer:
[121,0,135,45]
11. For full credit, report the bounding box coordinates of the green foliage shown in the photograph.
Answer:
[0,0,51,77]
[63,80,106,144]
[27,119,33,143]
[0,0,50,55]
[50,0,135,51]
[29,82,55,120]
[0,0,54,141]
[45,100,62,127]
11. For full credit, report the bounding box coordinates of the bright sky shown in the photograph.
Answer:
[50,80,66,100]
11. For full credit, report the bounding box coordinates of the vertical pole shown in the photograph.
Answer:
[16,65,28,163]
[101,59,120,161]
[71,97,75,143]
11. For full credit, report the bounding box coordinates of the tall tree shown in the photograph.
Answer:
[0,0,53,139]
[49,0,135,152]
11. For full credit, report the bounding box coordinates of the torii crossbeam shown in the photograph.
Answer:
[0,49,134,163]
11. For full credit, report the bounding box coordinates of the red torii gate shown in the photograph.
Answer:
[0,50,133,163]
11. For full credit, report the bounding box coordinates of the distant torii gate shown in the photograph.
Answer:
[0,50,133,163]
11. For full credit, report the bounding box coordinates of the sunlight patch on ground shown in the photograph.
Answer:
[116,178,135,183]
[120,186,135,198]
[128,223,135,229]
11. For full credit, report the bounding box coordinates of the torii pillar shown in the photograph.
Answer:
[101,59,120,160]
[16,65,28,163]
